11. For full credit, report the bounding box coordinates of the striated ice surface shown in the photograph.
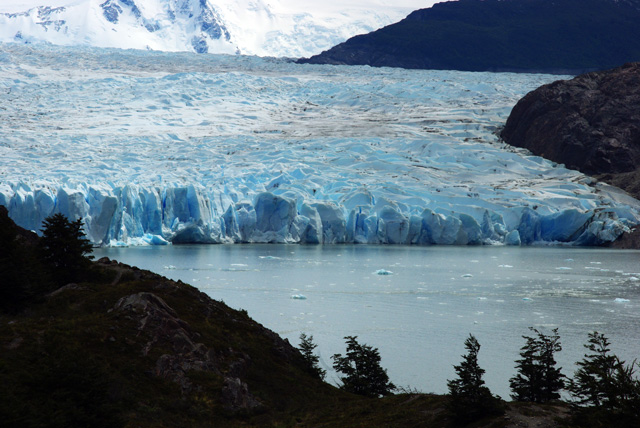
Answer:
[1,43,639,247]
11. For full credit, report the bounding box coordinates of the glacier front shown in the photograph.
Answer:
[1,43,639,247]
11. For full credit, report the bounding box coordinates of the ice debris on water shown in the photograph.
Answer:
[374,269,393,275]
[290,294,307,300]
[614,298,630,303]
[462,273,473,278]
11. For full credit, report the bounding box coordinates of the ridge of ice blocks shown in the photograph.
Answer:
[2,44,640,247]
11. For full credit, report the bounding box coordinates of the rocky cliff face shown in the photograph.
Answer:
[501,62,640,191]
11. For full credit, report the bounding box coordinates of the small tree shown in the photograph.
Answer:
[332,336,395,397]
[298,333,326,380]
[567,331,640,427]
[510,327,565,402]
[39,213,93,285]
[447,334,503,425]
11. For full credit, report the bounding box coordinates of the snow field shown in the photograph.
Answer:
[0,0,434,57]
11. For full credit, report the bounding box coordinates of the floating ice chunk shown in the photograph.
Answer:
[461,273,473,278]
[614,298,630,303]
[555,267,572,270]
[259,255,281,260]
[290,294,307,300]
[629,277,639,282]
[165,265,177,270]
[374,269,393,275]
[522,297,532,301]
[498,264,513,268]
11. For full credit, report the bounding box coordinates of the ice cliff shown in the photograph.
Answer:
[1,44,639,247]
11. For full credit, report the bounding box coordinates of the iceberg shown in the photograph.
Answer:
[1,44,639,247]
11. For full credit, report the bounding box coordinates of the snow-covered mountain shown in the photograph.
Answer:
[2,44,639,247]
[0,0,436,57]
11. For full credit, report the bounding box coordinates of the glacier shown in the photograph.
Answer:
[0,0,433,58]
[1,43,639,247]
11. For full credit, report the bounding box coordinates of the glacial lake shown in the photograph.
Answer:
[94,244,640,398]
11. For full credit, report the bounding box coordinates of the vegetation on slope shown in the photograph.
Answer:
[1,207,639,427]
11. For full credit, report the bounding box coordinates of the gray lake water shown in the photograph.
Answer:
[94,244,640,398]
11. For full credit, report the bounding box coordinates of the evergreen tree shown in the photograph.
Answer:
[510,327,565,402]
[39,213,93,285]
[332,336,395,397]
[567,331,640,427]
[298,333,326,380]
[447,334,504,425]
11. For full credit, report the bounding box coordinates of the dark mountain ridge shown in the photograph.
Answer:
[299,0,640,73]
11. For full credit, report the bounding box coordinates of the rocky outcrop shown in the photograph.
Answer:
[111,289,265,410]
[501,62,640,197]
[113,292,221,392]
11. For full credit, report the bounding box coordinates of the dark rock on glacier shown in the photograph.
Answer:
[298,0,640,73]
[501,62,640,194]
